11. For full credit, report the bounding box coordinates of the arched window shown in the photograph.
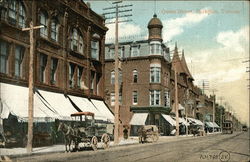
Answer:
[133,70,138,83]
[51,18,59,41]
[7,0,26,27]
[40,12,48,37]
[70,28,83,54]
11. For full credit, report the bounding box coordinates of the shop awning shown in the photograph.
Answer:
[188,118,204,126]
[172,103,185,110]
[206,122,220,128]
[179,118,190,126]
[162,114,176,126]
[90,99,114,123]
[67,95,114,123]
[205,122,214,128]
[129,113,148,125]
[213,122,220,128]
[172,117,190,126]
[37,89,79,120]
[0,83,58,122]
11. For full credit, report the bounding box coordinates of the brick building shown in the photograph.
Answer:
[0,0,113,145]
[104,13,219,136]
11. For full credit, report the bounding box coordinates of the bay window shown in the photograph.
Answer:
[150,41,161,55]
[150,64,161,83]
[150,90,161,106]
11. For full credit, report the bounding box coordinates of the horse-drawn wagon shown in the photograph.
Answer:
[138,125,159,143]
[58,112,112,152]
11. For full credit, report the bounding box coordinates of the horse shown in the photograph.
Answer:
[57,122,79,152]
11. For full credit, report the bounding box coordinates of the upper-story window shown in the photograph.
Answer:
[70,28,83,54]
[111,70,115,84]
[110,92,115,106]
[40,12,48,38]
[5,0,26,28]
[39,53,47,83]
[150,64,161,83]
[76,66,83,88]
[90,71,95,92]
[50,57,58,85]
[109,47,124,59]
[51,18,59,42]
[150,90,161,106]
[119,70,122,84]
[131,46,139,57]
[133,70,138,83]
[14,45,24,77]
[164,91,170,107]
[150,41,161,55]
[91,40,99,60]
[0,40,9,74]
[69,63,76,88]
[132,91,138,105]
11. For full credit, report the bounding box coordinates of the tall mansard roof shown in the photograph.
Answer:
[181,50,194,81]
[171,43,194,81]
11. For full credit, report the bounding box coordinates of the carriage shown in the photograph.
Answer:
[138,125,159,143]
[58,112,112,151]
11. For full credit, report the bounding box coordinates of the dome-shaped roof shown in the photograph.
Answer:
[147,14,163,28]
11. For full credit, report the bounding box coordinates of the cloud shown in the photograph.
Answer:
[216,26,249,53]
[105,21,144,43]
[190,26,249,125]
[162,8,210,42]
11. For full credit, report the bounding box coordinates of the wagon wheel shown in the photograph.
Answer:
[101,133,110,149]
[91,136,98,151]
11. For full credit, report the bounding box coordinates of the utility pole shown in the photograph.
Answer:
[218,96,224,131]
[185,89,189,136]
[210,89,217,133]
[22,22,44,153]
[174,67,179,136]
[103,1,132,144]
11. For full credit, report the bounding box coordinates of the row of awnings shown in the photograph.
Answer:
[0,83,114,122]
[129,113,205,127]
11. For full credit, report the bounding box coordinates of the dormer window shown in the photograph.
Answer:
[150,41,161,55]
[131,45,140,57]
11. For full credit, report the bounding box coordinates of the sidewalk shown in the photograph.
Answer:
[0,138,139,157]
[0,132,221,158]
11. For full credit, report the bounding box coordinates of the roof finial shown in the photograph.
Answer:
[175,42,177,49]
[182,49,184,58]
[154,0,156,16]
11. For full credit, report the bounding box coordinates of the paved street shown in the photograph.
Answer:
[10,131,249,162]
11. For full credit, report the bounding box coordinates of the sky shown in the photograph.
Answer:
[86,1,249,126]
